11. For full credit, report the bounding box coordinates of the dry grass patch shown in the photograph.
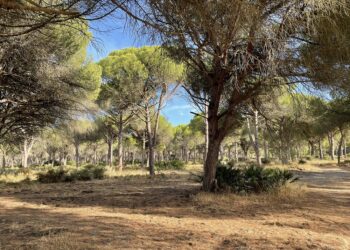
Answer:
[193,183,307,215]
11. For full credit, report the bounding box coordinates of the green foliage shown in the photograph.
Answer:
[215,164,297,193]
[298,159,307,164]
[154,160,185,171]
[37,165,105,183]
[37,168,69,183]
[261,158,271,164]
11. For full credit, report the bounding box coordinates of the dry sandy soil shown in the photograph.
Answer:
[0,163,349,250]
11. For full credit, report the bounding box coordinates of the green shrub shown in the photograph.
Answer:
[37,165,106,183]
[298,159,307,164]
[37,168,69,183]
[215,164,297,193]
[155,160,185,170]
[261,158,271,164]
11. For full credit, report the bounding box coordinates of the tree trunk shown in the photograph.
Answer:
[328,132,335,160]
[75,142,80,168]
[146,106,155,176]
[2,152,6,168]
[204,99,209,159]
[247,111,261,166]
[118,113,124,170]
[22,138,34,168]
[141,132,146,168]
[318,138,324,160]
[343,137,347,159]
[234,142,238,163]
[203,137,222,191]
[107,139,113,168]
[338,130,344,165]
[263,139,269,160]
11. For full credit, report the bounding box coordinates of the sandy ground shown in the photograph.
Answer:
[0,163,349,250]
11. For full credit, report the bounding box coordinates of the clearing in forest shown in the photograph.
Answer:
[0,162,349,250]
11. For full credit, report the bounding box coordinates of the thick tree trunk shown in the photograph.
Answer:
[203,137,222,191]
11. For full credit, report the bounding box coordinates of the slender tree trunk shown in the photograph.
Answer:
[264,139,269,160]
[338,130,344,165]
[145,106,155,176]
[343,137,347,159]
[118,113,124,170]
[318,138,324,160]
[141,132,146,168]
[75,142,80,168]
[204,98,209,160]
[328,132,335,160]
[107,139,113,168]
[234,142,238,163]
[2,152,6,168]
[247,111,261,166]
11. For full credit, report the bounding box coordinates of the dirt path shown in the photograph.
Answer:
[0,165,349,250]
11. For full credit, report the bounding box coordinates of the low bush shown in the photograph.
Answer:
[37,168,69,183]
[37,165,106,183]
[261,158,271,164]
[154,160,185,171]
[215,164,297,193]
[298,159,307,164]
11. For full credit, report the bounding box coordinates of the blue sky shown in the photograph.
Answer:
[87,17,194,126]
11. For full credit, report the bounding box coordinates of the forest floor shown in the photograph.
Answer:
[0,161,349,249]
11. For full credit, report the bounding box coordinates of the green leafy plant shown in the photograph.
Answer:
[215,164,297,193]
[154,160,185,171]
[37,165,106,183]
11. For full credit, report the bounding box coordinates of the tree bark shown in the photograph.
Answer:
[145,105,155,176]
[328,132,335,160]
[118,112,124,170]
[318,138,324,160]
[107,139,113,168]
[75,142,80,168]
[338,129,344,165]
[203,137,222,191]
[22,138,34,168]
[247,111,261,166]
